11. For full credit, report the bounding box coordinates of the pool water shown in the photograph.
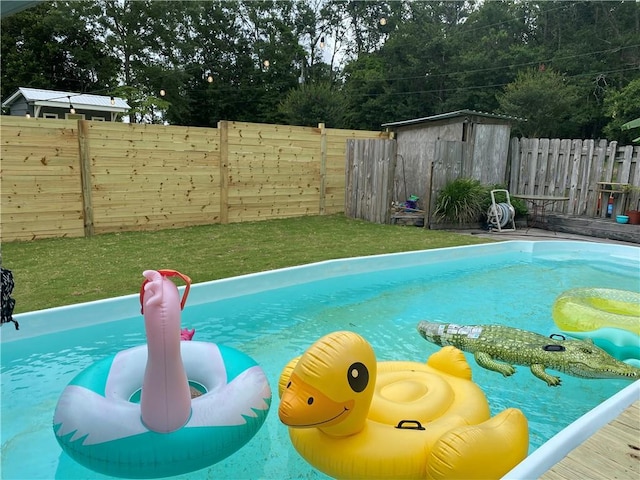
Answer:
[2,241,639,479]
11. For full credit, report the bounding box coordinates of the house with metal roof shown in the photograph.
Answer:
[2,87,130,121]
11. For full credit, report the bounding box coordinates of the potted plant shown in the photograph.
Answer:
[622,185,640,225]
[625,205,640,225]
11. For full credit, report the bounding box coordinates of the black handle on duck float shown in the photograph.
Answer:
[395,420,425,430]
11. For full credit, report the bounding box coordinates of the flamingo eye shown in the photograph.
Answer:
[347,362,369,393]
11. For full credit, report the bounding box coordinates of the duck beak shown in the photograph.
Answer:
[278,373,353,428]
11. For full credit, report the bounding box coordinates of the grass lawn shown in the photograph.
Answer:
[1,214,493,314]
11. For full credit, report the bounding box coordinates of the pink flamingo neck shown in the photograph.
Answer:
[139,270,192,433]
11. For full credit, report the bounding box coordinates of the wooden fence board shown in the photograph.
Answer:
[538,138,550,194]
[3,220,86,240]
[547,139,560,196]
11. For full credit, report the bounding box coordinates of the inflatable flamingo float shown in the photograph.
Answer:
[53,269,271,478]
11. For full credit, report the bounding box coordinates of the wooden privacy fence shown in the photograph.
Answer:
[0,117,389,241]
[344,138,397,224]
[509,138,640,217]
[344,136,639,225]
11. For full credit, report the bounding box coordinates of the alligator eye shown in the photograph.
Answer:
[347,362,369,393]
[579,347,594,354]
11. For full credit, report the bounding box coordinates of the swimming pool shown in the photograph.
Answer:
[2,240,639,479]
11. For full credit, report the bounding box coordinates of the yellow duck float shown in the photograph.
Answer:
[278,331,529,480]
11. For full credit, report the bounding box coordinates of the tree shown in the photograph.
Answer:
[59,0,186,123]
[497,68,581,137]
[1,1,118,100]
[603,79,640,143]
[446,1,536,114]
[341,53,399,130]
[160,0,307,126]
[530,1,640,138]
[278,82,345,127]
[3,0,639,134]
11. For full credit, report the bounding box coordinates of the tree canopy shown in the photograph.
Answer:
[2,0,639,140]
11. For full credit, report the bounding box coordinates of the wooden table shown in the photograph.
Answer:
[512,194,570,230]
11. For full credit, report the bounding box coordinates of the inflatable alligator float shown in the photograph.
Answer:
[416,321,640,387]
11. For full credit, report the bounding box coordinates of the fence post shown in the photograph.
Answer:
[319,122,327,215]
[218,120,229,224]
[78,120,94,236]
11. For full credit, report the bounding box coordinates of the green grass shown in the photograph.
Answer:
[1,214,493,314]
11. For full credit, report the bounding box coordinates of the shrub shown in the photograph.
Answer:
[433,178,487,224]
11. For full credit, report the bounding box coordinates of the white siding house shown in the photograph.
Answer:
[2,87,130,121]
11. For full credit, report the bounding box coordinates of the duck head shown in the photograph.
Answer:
[278,331,376,437]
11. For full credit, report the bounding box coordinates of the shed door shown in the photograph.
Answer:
[428,140,472,223]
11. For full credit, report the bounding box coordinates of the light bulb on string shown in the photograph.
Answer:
[160,89,166,97]
[25,113,31,118]
[70,105,75,114]
[320,36,325,48]
[110,96,115,105]
[380,17,387,26]
[207,75,213,83]
[263,59,270,69]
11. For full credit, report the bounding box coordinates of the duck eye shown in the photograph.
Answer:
[307,397,314,405]
[347,362,369,393]
[286,381,291,388]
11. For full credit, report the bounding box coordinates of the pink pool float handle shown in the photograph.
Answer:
[139,269,193,433]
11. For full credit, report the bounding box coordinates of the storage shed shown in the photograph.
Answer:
[2,87,129,121]
[381,110,519,217]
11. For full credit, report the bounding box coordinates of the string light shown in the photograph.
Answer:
[207,74,213,83]
[110,96,115,105]
[160,89,166,97]
[380,17,387,26]
[320,36,325,48]
[70,104,75,114]
[263,60,270,68]
[25,113,31,118]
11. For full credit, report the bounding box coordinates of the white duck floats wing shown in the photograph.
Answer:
[53,269,271,479]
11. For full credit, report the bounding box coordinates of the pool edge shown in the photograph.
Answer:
[502,380,640,479]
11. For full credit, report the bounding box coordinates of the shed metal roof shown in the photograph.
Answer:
[381,109,525,128]
[0,0,42,18]
[2,87,130,112]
